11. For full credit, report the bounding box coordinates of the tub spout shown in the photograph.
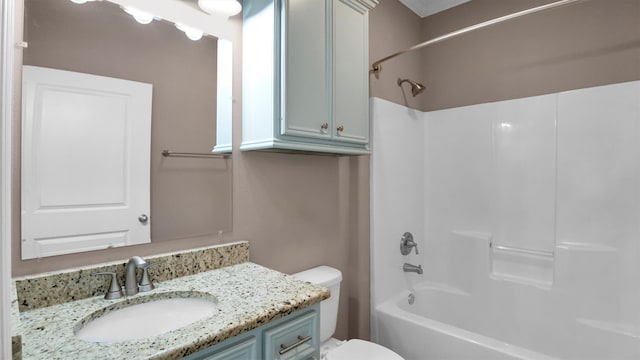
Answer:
[403,263,423,275]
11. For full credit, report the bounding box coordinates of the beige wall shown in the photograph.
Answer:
[421,0,640,111]
[370,0,640,112]
[369,0,423,110]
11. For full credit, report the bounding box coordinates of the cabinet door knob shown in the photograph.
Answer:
[320,122,329,130]
[138,214,148,224]
[336,125,344,132]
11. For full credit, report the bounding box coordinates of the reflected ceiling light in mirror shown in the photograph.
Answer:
[122,7,156,25]
[175,23,204,41]
[70,0,96,4]
[198,0,242,17]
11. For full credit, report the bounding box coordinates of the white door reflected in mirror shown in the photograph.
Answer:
[21,66,152,259]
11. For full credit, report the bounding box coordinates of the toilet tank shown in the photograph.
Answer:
[292,265,343,343]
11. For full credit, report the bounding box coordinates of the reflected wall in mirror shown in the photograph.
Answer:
[21,0,232,259]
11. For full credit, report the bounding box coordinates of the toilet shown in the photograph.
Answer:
[293,266,404,360]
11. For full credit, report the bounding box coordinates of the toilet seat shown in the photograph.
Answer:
[325,339,404,360]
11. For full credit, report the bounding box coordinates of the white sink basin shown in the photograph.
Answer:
[76,294,218,343]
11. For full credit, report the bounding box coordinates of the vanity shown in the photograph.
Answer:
[11,241,329,359]
[184,305,319,360]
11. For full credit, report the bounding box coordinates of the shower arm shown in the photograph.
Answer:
[370,0,586,76]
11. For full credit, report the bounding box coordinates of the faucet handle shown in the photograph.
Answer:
[93,272,124,300]
[400,232,419,255]
[138,262,159,292]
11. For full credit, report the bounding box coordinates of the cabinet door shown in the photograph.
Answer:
[333,0,369,144]
[280,0,331,140]
[264,311,319,360]
[183,336,258,360]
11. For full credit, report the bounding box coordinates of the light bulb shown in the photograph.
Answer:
[198,0,242,17]
[175,23,204,41]
[122,7,155,25]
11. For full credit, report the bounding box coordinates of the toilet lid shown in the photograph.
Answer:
[326,339,405,360]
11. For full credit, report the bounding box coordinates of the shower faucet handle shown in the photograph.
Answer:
[400,232,419,255]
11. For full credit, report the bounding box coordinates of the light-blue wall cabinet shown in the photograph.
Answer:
[242,0,378,155]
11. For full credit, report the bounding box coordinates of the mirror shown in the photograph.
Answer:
[20,0,233,259]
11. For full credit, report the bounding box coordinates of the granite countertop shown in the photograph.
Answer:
[11,281,22,359]
[16,262,329,359]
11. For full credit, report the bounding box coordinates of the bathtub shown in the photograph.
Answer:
[370,88,640,360]
[373,281,639,360]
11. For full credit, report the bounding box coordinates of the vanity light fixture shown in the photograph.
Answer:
[70,0,96,4]
[197,0,242,17]
[122,6,156,25]
[175,23,204,41]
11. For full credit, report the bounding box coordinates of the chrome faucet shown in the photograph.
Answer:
[403,263,423,275]
[125,256,148,296]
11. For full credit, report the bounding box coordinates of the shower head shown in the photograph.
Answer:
[397,78,425,97]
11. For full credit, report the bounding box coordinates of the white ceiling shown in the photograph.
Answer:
[398,0,472,17]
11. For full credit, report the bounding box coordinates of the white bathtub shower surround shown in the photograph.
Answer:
[370,98,425,306]
[370,80,640,360]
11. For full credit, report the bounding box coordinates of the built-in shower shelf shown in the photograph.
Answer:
[490,242,554,290]
[577,318,640,339]
[490,244,554,257]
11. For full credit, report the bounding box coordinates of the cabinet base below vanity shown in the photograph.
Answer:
[184,304,320,360]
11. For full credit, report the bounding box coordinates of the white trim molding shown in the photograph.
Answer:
[0,0,14,357]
